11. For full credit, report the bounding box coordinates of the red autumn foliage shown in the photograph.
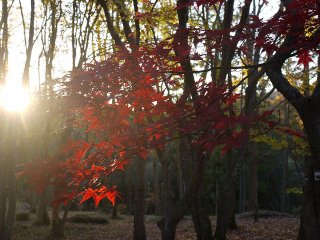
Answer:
[17,0,319,209]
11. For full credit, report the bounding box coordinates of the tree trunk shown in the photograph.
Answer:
[0,153,6,237]
[133,157,146,240]
[214,183,231,240]
[126,168,134,214]
[214,151,237,240]
[34,192,50,225]
[248,142,258,222]
[238,163,246,213]
[298,100,320,240]
[191,184,213,240]
[22,0,35,88]
[0,0,8,83]
[157,148,206,240]
[280,103,289,213]
[228,209,238,230]
[112,200,118,219]
[158,218,177,240]
[2,163,16,240]
[50,219,65,239]
[153,154,161,216]
[228,182,238,230]
[49,206,68,239]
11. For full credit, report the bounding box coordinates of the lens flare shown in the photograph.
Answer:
[0,85,30,112]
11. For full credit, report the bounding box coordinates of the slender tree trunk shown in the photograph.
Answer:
[22,0,35,88]
[0,0,8,83]
[214,151,237,240]
[71,0,77,70]
[50,207,64,238]
[1,116,18,240]
[0,157,5,237]
[157,149,170,217]
[248,142,258,221]
[280,102,290,212]
[50,206,68,239]
[228,209,238,230]
[35,115,50,225]
[126,168,134,214]
[2,163,16,240]
[238,163,246,213]
[112,201,118,219]
[34,192,50,225]
[0,1,9,237]
[0,124,6,236]
[133,157,146,240]
[153,154,161,216]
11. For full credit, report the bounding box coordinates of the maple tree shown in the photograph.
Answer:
[16,0,320,240]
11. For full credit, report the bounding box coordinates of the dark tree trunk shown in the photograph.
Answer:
[157,145,206,240]
[158,218,177,240]
[214,183,232,240]
[228,210,238,230]
[126,166,134,214]
[34,193,50,225]
[280,103,290,213]
[298,99,320,240]
[0,115,19,240]
[191,184,213,240]
[228,189,238,230]
[2,170,16,240]
[153,154,161,216]
[112,200,118,219]
[214,151,237,240]
[263,3,320,236]
[50,219,65,239]
[238,163,246,213]
[133,157,146,240]
[248,142,258,222]
[156,149,171,217]
[0,1,8,235]
[49,207,68,239]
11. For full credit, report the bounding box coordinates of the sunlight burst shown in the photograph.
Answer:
[0,85,30,112]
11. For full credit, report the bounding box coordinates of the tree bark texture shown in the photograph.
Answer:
[191,183,213,240]
[214,151,237,240]
[34,192,50,225]
[264,9,320,236]
[153,154,161,215]
[158,143,207,240]
[298,99,320,240]
[22,0,35,87]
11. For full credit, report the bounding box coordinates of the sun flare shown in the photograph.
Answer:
[0,85,30,112]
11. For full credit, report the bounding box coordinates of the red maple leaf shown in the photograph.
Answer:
[297,51,313,68]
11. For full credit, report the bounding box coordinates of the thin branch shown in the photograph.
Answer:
[256,87,275,106]
[18,0,27,51]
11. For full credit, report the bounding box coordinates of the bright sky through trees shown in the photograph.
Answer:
[4,0,280,94]
[0,84,30,112]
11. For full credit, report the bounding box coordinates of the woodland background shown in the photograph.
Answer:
[0,0,319,240]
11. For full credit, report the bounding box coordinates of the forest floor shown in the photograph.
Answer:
[13,211,299,240]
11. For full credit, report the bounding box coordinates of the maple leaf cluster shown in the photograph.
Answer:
[17,0,319,208]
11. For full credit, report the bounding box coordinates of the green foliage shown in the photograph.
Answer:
[254,134,288,150]
[287,187,303,195]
